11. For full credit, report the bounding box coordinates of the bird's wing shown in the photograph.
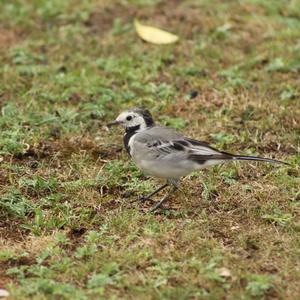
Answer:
[134,126,232,161]
[133,126,287,166]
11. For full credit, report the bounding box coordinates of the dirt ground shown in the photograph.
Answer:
[0,0,300,299]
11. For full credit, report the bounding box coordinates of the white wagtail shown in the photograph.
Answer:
[107,108,288,212]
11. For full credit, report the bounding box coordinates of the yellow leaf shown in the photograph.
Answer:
[134,19,179,45]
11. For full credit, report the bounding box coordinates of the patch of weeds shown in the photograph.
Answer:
[6,266,28,281]
[0,133,26,155]
[34,0,70,21]
[21,209,49,235]
[262,209,293,227]
[74,230,102,259]
[153,83,177,102]
[27,264,54,278]
[22,201,76,235]
[0,249,16,262]
[220,169,239,185]
[148,260,181,286]
[126,0,162,5]
[112,18,132,35]
[188,256,230,288]
[241,105,255,121]
[201,181,218,201]
[9,279,86,300]
[2,0,92,26]
[203,259,229,287]
[103,160,144,190]
[159,116,186,130]
[87,262,122,296]
[266,57,300,73]
[9,47,49,76]
[10,47,47,65]
[210,132,237,148]
[40,193,64,207]
[246,274,274,298]
[0,103,30,155]
[266,57,285,72]
[96,54,164,85]
[124,177,154,194]
[74,243,97,259]
[212,23,232,40]
[19,176,58,195]
[183,66,207,77]
[62,178,100,192]
[79,102,106,122]
[218,66,249,88]
[157,287,204,299]
[280,86,297,101]
[0,188,35,219]
[50,256,74,274]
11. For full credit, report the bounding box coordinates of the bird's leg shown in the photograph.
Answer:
[130,183,168,203]
[149,184,178,212]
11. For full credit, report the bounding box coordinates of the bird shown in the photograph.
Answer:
[107,108,288,212]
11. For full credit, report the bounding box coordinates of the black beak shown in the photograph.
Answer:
[106,120,122,127]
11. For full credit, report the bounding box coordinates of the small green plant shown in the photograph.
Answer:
[19,176,58,194]
[218,66,249,87]
[280,86,297,100]
[220,169,238,185]
[0,249,16,262]
[201,181,218,201]
[10,279,86,300]
[74,231,102,259]
[246,275,274,297]
[210,133,236,148]
[266,57,285,72]
[160,116,186,130]
[0,188,35,218]
[262,210,293,227]
[87,262,121,289]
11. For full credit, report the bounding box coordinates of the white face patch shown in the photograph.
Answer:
[116,111,147,130]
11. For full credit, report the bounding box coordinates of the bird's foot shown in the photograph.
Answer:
[149,204,179,213]
[149,202,164,212]
[148,186,177,212]
[130,195,154,204]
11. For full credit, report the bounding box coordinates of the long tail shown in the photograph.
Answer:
[231,155,289,165]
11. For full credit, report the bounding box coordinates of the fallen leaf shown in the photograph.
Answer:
[134,19,179,45]
[0,289,9,298]
[230,225,240,230]
[216,267,231,278]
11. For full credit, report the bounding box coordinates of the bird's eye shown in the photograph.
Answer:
[126,115,133,121]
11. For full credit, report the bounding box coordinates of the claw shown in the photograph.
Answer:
[149,185,177,213]
[149,203,163,212]
[130,196,153,204]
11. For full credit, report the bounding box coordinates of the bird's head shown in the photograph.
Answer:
[107,108,155,131]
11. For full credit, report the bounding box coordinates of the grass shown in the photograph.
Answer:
[0,0,300,299]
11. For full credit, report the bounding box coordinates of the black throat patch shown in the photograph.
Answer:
[123,125,140,156]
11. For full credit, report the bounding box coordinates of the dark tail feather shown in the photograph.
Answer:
[231,155,289,166]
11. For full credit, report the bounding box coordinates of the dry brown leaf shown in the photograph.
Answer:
[216,267,231,278]
[134,19,179,45]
